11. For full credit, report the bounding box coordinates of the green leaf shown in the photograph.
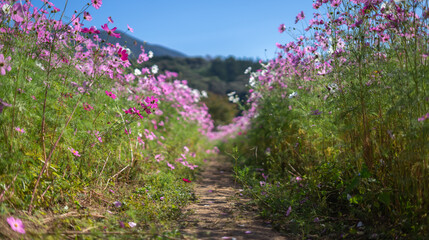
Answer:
[378,191,391,206]
[360,166,371,178]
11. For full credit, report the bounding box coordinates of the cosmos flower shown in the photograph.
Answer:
[91,0,102,9]
[0,54,12,75]
[278,23,286,33]
[68,147,81,157]
[11,3,25,23]
[295,11,305,24]
[7,217,25,234]
[101,24,120,38]
[83,11,92,21]
[127,24,134,33]
[14,127,25,133]
[105,90,117,99]
[182,178,192,183]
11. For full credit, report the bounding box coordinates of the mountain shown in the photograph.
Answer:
[98,30,187,58]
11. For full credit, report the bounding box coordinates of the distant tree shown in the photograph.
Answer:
[202,92,238,126]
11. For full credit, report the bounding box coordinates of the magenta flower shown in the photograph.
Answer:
[105,90,117,99]
[0,54,12,75]
[101,24,121,38]
[68,147,81,157]
[83,103,93,111]
[118,48,128,61]
[7,217,25,234]
[91,0,102,9]
[182,178,192,183]
[127,24,134,33]
[81,26,100,34]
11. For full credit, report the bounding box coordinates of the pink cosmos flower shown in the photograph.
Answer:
[167,162,175,170]
[7,217,25,234]
[101,24,121,38]
[11,3,25,23]
[278,24,286,33]
[418,113,429,122]
[68,147,81,157]
[295,11,305,24]
[83,102,93,111]
[105,90,117,99]
[331,0,342,7]
[14,127,25,133]
[0,54,12,75]
[83,11,92,21]
[127,24,134,33]
[91,0,102,9]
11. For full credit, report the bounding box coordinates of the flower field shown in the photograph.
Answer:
[0,0,428,239]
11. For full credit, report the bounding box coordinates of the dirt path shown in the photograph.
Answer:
[181,156,286,240]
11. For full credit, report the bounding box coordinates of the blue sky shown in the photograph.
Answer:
[45,1,316,60]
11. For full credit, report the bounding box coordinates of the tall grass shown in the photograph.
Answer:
[0,1,216,237]
[229,0,429,237]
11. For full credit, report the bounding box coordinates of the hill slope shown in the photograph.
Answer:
[99,30,187,58]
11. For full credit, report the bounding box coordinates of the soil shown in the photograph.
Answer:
[181,156,286,240]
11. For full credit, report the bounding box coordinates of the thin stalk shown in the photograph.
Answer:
[29,97,82,213]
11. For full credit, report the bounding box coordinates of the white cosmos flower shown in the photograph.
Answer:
[244,66,252,74]
[134,68,142,76]
[2,3,11,14]
[201,90,208,98]
[36,61,45,71]
[249,77,256,87]
[288,91,298,98]
[227,91,236,97]
[125,48,131,55]
[148,51,154,58]
[151,65,159,74]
